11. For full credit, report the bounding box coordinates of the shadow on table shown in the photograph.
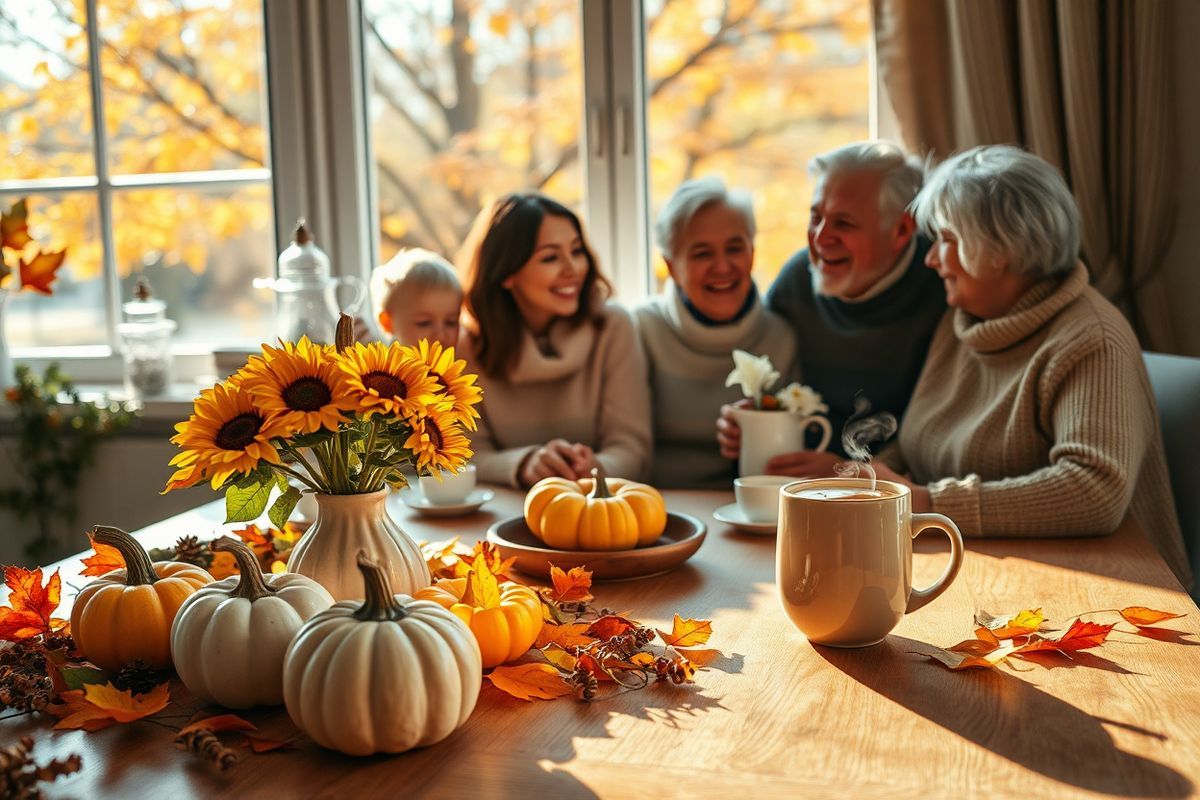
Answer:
[815,635,1192,798]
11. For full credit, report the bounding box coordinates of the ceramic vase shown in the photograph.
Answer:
[731,407,832,476]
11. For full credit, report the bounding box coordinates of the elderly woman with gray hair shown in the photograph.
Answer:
[871,144,1191,586]
[632,177,796,488]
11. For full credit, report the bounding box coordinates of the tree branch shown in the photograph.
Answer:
[370,75,443,153]
[375,159,454,256]
[365,16,451,134]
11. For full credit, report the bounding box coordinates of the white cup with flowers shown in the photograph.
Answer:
[725,349,831,477]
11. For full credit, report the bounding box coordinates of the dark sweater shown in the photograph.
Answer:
[765,236,946,456]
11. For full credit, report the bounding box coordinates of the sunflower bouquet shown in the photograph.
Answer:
[164,316,481,526]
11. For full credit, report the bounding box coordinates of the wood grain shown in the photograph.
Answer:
[3,488,1199,799]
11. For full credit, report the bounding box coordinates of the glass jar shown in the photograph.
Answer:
[118,281,177,399]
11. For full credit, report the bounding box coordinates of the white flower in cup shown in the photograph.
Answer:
[725,349,780,406]
[776,382,828,417]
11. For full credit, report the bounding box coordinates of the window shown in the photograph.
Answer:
[0,0,276,359]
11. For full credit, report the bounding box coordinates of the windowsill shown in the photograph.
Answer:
[0,381,206,437]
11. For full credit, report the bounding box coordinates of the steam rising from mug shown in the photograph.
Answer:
[835,396,898,490]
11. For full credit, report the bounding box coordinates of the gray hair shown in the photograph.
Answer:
[370,247,461,320]
[654,176,756,259]
[912,145,1080,279]
[808,140,925,225]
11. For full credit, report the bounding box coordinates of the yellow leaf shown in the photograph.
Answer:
[656,614,713,647]
[50,682,170,730]
[630,652,656,668]
[974,608,1045,639]
[549,564,593,602]
[486,663,571,701]
[462,555,500,609]
[540,643,578,672]
[534,622,594,650]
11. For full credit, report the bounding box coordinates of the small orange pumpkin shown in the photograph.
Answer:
[71,525,213,671]
[415,572,542,668]
[524,466,667,551]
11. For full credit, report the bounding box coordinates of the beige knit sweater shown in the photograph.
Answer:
[894,263,1192,587]
[459,302,652,488]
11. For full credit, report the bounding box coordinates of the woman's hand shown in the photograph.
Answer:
[764,450,844,478]
[716,399,753,459]
[519,439,594,486]
[868,462,932,511]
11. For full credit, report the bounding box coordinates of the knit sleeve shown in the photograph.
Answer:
[593,307,653,482]
[467,415,537,489]
[929,339,1146,537]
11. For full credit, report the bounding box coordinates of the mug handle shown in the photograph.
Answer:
[803,415,832,453]
[904,513,964,614]
[336,275,368,316]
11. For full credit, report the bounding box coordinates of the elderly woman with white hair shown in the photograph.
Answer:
[633,177,796,488]
[872,144,1191,586]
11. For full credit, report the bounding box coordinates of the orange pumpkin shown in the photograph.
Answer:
[524,466,667,551]
[415,575,542,668]
[71,525,213,671]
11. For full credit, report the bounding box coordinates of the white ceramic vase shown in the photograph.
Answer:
[287,489,430,601]
[731,407,832,477]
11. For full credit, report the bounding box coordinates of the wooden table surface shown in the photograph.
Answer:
[4,487,1200,799]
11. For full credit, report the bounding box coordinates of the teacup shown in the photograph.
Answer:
[777,477,964,647]
[419,464,477,506]
[733,475,793,523]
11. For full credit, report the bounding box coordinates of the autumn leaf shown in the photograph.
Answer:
[534,622,594,650]
[471,540,517,582]
[1119,607,1185,628]
[585,615,636,640]
[180,714,257,736]
[539,643,578,672]
[656,614,713,648]
[673,648,723,667]
[82,535,125,577]
[47,690,117,732]
[549,564,593,602]
[630,652,656,668]
[1,199,32,250]
[486,663,572,701]
[974,608,1046,639]
[922,638,1017,670]
[461,555,500,609]
[1015,619,1114,655]
[575,653,614,682]
[0,566,67,642]
[19,249,66,295]
[243,734,293,753]
[208,551,238,580]
[50,682,170,730]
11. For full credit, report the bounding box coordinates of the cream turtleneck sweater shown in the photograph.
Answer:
[632,281,797,488]
[894,263,1191,587]
[459,302,652,488]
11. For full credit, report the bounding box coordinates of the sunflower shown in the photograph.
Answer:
[413,339,483,430]
[336,341,442,420]
[404,410,473,475]
[166,379,291,490]
[241,337,357,434]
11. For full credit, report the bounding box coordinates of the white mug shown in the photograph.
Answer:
[418,464,477,505]
[731,407,832,477]
[777,477,963,647]
[734,475,793,523]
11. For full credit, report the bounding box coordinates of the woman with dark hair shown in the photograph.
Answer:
[458,192,651,489]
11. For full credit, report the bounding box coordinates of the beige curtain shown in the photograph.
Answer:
[873,0,1177,351]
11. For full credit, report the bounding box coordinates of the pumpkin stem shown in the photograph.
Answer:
[210,536,276,601]
[353,550,410,621]
[89,525,158,586]
[589,465,612,499]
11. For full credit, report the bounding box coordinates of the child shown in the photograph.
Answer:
[370,248,462,348]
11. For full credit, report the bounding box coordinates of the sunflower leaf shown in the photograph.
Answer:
[225,481,272,523]
[268,486,301,530]
[289,430,334,448]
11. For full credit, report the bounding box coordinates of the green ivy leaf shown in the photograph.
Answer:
[61,666,110,691]
[268,486,302,530]
[225,481,272,523]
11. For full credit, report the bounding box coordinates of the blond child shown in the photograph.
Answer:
[370,248,462,348]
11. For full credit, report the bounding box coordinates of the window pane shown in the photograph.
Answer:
[644,0,870,287]
[98,0,269,175]
[112,184,274,346]
[364,0,583,265]
[4,193,106,348]
[0,4,95,181]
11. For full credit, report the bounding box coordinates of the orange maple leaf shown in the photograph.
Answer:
[19,249,66,295]
[208,551,238,580]
[0,566,67,642]
[180,714,257,736]
[82,535,125,577]
[534,622,595,650]
[974,608,1046,639]
[585,615,636,640]
[923,638,1016,670]
[0,199,32,250]
[656,614,713,648]
[485,663,572,701]
[1119,606,1185,628]
[50,682,170,730]
[549,564,593,602]
[244,734,293,753]
[1015,618,1114,655]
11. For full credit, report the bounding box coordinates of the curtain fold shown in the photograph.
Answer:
[873,0,1177,351]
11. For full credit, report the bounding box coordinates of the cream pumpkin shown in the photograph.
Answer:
[71,526,213,671]
[283,552,481,756]
[524,467,667,550]
[171,537,334,709]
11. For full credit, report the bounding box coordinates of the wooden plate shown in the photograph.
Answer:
[485,512,707,581]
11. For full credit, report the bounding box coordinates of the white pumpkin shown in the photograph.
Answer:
[287,490,430,601]
[283,551,481,756]
[171,536,334,709]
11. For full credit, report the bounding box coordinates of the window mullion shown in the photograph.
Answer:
[84,0,120,353]
[606,0,649,303]
[581,0,616,289]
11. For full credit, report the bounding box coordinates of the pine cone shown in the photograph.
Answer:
[176,729,239,772]
[567,665,598,702]
[0,735,82,798]
[172,535,210,567]
[0,643,53,713]
[113,660,165,697]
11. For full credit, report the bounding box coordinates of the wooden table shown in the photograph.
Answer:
[5,488,1200,799]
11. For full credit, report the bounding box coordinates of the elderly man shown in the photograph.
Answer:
[718,141,947,467]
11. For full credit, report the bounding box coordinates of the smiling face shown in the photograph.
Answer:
[502,214,590,334]
[666,202,755,322]
[925,229,1036,319]
[807,169,915,299]
[383,286,462,348]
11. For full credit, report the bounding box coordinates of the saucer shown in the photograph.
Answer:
[712,503,778,535]
[486,512,706,581]
[395,487,495,518]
